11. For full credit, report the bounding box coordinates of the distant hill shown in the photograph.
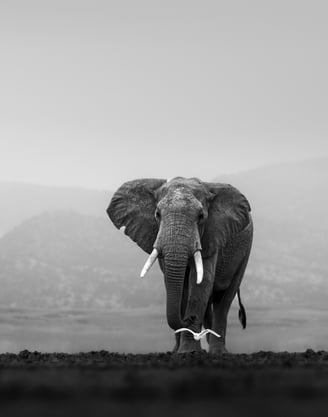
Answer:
[0,211,164,309]
[0,158,327,310]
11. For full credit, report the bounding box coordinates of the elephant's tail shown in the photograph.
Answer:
[237,289,247,329]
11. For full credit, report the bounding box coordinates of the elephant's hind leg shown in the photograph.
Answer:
[209,254,250,354]
[209,290,229,354]
[204,300,213,345]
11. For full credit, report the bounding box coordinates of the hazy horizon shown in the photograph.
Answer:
[1,155,326,191]
[1,1,328,190]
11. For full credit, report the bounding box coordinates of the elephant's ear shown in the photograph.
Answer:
[107,178,166,254]
[202,183,251,257]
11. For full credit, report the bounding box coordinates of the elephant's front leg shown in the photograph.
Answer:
[177,255,217,353]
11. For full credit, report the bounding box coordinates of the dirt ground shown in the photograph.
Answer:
[1,350,328,417]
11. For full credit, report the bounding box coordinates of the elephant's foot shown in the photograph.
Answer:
[175,332,203,353]
[172,341,203,353]
[177,342,203,353]
[172,333,181,353]
[208,334,228,354]
[209,345,228,354]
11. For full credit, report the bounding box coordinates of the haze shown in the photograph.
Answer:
[1,0,327,190]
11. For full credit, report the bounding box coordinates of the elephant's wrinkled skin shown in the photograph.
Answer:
[107,177,253,353]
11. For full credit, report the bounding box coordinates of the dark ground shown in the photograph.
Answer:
[1,350,328,417]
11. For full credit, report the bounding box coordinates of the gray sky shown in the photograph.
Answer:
[0,0,327,190]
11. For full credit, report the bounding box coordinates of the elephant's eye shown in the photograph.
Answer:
[198,212,204,224]
[155,209,161,222]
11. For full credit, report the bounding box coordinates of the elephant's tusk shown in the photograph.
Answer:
[140,248,159,278]
[194,250,203,284]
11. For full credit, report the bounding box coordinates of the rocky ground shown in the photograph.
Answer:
[1,350,328,417]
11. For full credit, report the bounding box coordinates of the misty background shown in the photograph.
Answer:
[0,1,327,353]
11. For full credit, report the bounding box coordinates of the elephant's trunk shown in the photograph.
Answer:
[155,213,203,331]
[164,251,192,330]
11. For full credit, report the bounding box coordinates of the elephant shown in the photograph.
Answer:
[107,177,253,354]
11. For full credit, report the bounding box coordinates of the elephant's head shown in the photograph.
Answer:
[107,177,250,330]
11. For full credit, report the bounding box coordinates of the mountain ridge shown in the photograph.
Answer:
[0,181,111,236]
